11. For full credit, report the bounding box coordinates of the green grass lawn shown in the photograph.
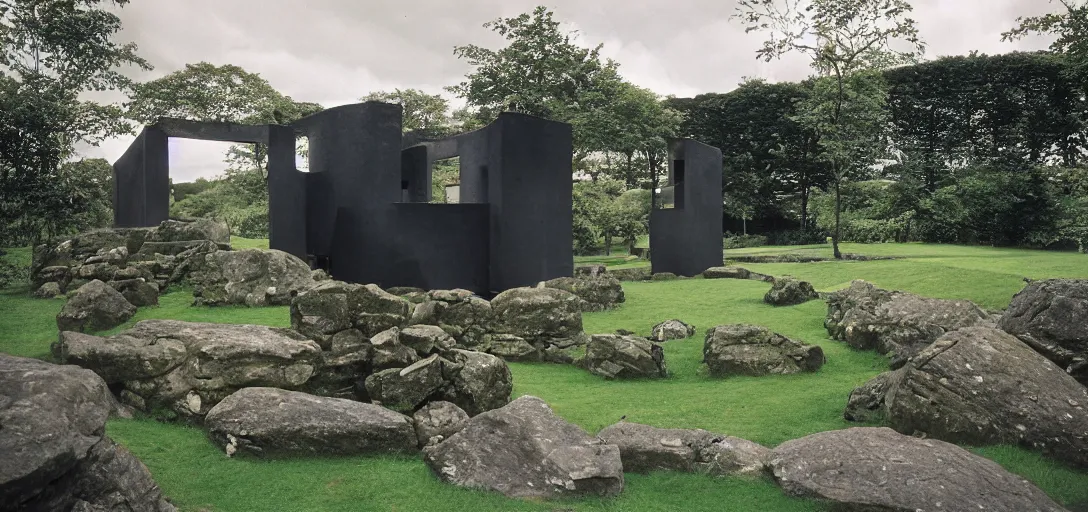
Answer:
[2,242,1087,511]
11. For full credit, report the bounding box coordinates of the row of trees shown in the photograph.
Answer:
[3,0,1085,256]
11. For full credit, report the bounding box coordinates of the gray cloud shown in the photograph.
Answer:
[76,0,1057,182]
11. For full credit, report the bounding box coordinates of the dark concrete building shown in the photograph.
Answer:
[113,102,575,296]
[649,138,724,276]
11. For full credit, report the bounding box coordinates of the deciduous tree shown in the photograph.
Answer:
[734,0,925,258]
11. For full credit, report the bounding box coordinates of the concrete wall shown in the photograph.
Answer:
[485,113,574,293]
[112,126,168,227]
[389,203,490,292]
[266,124,308,260]
[650,138,724,276]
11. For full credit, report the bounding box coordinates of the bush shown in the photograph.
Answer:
[0,259,28,289]
[765,229,829,246]
[723,233,768,249]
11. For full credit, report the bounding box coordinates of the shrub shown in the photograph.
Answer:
[765,229,829,246]
[723,233,768,249]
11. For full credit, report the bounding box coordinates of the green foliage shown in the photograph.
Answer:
[126,62,322,176]
[448,6,617,121]
[362,88,453,138]
[172,178,216,203]
[723,233,769,249]
[572,178,649,255]
[1003,1,1088,80]
[5,244,1088,509]
[0,0,149,246]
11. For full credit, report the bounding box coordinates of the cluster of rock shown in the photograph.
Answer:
[703,266,775,282]
[541,274,625,312]
[36,219,324,333]
[0,354,176,511]
[53,317,513,423]
[763,277,819,306]
[834,278,1088,471]
[302,284,596,365]
[421,397,1064,510]
[650,319,696,341]
[704,324,825,377]
[584,334,667,379]
[31,218,229,299]
[825,279,995,366]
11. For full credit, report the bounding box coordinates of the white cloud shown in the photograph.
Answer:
[77,0,1060,182]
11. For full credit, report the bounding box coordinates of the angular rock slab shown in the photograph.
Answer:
[413,401,470,448]
[597,422,769,476]
[584,334,667,379]
[54,319,322,419]
[825,280,991,362]
[205,387,416,458]
[292,280,412,346]
[423,396,623,500]
[56,279,136,333]
[703,266,752,280]
[0,354,175,511]
[651,319,695,341]
[189,248,316,306]
[542,275,625,312]
[770,427,1067,512]
[490,287,587,349]
[408,289,493,349]
[763,277,818,306]
[853,326,1088,469]
[703,324,825,377]
[999,279,1088,385]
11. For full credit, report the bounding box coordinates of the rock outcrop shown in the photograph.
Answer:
[189,249,316,306]
[489,287,590,362]
[763,277,819,306]
[651,319,696,341]
[423,396,624,499]
[597,422,770,477]
[56,279,136,333]
[204,387,417,457]
[30,219,230,299]
[408,289,492,349]
[54,320,322,420]
[999,279,1088,385]
[770,427,1067,512]
[0,354,175,511]
[845,326,1088,469]
[542,275,625,312]
[413,401,470,448]
[584,334,667,379]
[703,324,825,377]
[825,280,991,364]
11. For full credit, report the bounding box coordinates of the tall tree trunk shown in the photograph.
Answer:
[648,150,658,210]
[604,233,612,256]
[800,181,810,229]
[833,174,843,260]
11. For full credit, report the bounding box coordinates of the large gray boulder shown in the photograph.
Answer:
[0,354,175,512]
[763,277,819,306]
[825,280,991,363]
[441,349,513,416]
[490,287,589,357]
[56,279,136,333]
[413,401,470,448]
[364,355,447,414]
[189,249,316,306]
[999,279,1088,385]
[291,280,412,346]
[703,324,825,377]
[542,275,625,312]
[423,396,624,499]
[584,334,667,379]
[204,387,416,458]
[109,278,160,307]
[408,289,493,349]
[845,326,1088,469]
[597,422,770,477]
[54,320,322,420]
[146,218,229,245]
[770,427,1067,512]
[703,266,752,280]
[651,319,696,341]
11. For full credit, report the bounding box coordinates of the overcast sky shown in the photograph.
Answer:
[78,0,1058,182]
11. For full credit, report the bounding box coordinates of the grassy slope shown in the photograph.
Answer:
[2,243,1087,511]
